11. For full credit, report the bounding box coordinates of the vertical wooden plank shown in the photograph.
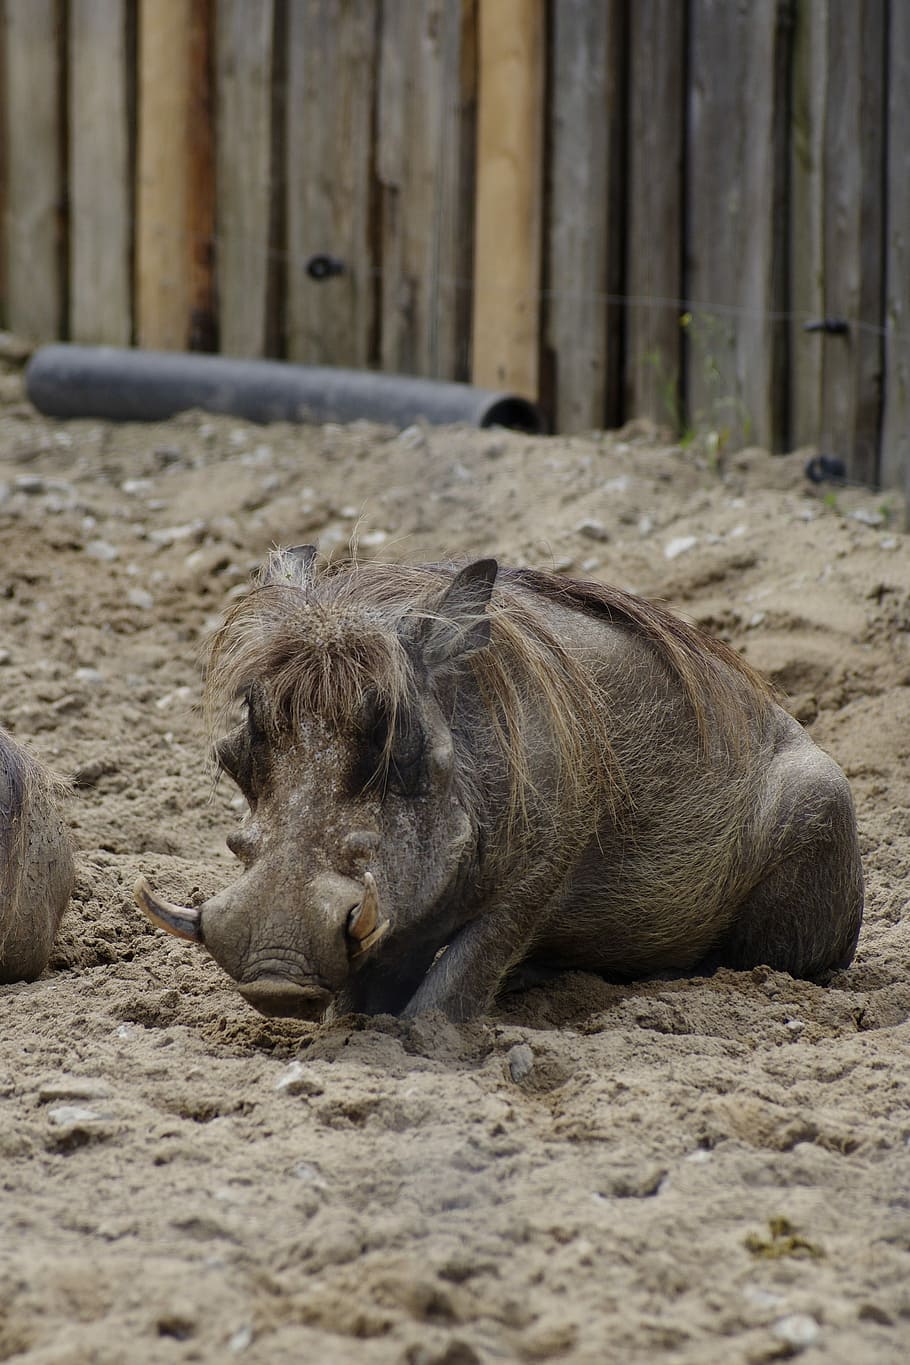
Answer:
[215,0,275,357]
[686,0,789,452]
[285,0,377,369]
[69,0,131,345]
[789,0,827,449]
[544,1,618,433]
[186,0,216,351]
[2,0,63,340]
[0,8,7,326]
[883,0,910,494]
[137,0,215,351]
[377,0,476,381]
[472,0,544,399]
[820,0,885,487]
[625,0,685,429]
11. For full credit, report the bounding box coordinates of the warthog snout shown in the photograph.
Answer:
[236,978,332,1020]
[134,866,390,1017]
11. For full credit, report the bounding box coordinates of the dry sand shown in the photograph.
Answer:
[0,356,908,1364]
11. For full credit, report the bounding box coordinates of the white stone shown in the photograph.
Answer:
[275,1062,324,1096]
[155,685,194,711]
[507,1043,535,1083]
[47,1104,106,1126]
[84,539,119,562]
[772,1314,820,1349]
[849,507,884,527]
[229,1326,254,1354]
[664,535,698,560]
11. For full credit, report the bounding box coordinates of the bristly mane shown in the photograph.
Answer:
[0,737,67,951]
[203,553,774,858]
[501,565,775,723]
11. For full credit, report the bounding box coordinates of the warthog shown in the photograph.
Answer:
[135,550,863,1021]
[1,727,73,983]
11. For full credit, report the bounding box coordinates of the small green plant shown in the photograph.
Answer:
[744,1216,825,1261]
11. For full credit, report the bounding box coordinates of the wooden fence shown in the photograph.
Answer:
[0,0,907,489]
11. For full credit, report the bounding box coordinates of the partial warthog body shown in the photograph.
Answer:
[136,551,863,1021]
[0,727,74,983]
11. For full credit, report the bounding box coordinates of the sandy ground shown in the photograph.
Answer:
[0,350,908,1364]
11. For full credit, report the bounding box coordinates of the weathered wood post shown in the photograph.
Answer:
[136,0,215,351]
[472,0,544,401]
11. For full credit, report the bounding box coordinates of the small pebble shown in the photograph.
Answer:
[507,1043,535,1083]
[47,1104,107,1126]
[74,667,105,687]
[396,424,426,450]
[127,587,155,611]
[84,539,119,562]
[148,521,205,547]
[39,1078,112,1104]
[274,1061,324,1096]
[664,535,698,560]
[291,1162,328,1187]
[14,475,45,495]
[772,1313,820,1350]
[228,1326,254,1353]
[576,519,610,543]
[155,686,194,711]
[742,1286,784,1310]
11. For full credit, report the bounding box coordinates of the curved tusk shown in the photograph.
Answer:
[134,875,204,944]
[347,872,390,956]
[347,871,379,941]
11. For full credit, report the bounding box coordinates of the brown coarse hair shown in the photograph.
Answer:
[0,736,68,954]
[203,551,774,859]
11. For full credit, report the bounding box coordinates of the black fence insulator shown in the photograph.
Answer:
[805,454,847,485]
[305,254,346,282]
[803,318,850,336]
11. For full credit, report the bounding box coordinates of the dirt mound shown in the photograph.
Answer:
[1,372,908,1362]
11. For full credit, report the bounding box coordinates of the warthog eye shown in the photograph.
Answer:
[216,688,273,799]
[216,728,252,792]
[358,704,426,800]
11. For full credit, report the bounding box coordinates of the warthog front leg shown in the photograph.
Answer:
[399,905,544,1021]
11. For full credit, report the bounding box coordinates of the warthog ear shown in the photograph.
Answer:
[417,558,498,666]
[262,544,318,588]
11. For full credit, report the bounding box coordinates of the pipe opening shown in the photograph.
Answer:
[480,396,546,434]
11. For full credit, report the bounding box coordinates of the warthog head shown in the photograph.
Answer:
[135,549,500,1019]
